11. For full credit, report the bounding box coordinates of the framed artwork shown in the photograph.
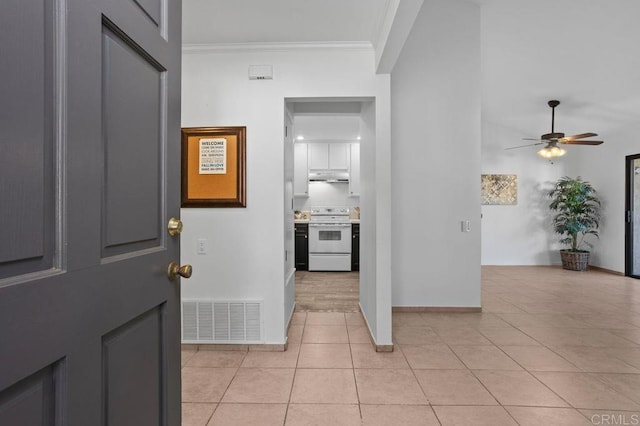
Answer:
[181,126,246,207]
[481,174,517,205]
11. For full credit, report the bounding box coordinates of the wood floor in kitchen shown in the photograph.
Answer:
[295,271,359,312]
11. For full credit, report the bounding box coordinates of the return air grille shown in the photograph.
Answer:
[182,300,262,343]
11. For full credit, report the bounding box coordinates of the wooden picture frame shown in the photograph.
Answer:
[181,126,246,207]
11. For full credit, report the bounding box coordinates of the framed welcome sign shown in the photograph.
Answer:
[181,126,246,207]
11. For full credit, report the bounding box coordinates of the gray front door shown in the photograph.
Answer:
[0,0,182,424]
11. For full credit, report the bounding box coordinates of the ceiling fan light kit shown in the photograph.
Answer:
[506,99,604,157]
[537,144,566,159]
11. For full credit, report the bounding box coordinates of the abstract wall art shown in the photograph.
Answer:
[481,174,517,205]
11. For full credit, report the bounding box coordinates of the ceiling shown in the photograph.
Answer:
[480,0,640,143]
[181,0,396,141]
[182,0,640,143]
[182,0,391,46]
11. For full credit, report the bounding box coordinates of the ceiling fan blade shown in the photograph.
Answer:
[562,132,598,140]
[505,142,544,150]
[522,138,543,141]
[559,140,604,145]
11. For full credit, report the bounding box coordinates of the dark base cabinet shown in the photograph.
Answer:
[295,223,308,271]
[352,223,360,271]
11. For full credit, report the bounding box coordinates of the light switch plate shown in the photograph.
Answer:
[197,238,207,254]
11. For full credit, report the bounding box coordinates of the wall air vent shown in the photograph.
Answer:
[182,300,262,343]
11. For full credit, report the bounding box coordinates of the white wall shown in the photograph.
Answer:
[181,47,391,344]
[572,123,640,272]
[359,100,393,344]
[481,122,569,265]
[390,0,481,307]
[479,0,640,271]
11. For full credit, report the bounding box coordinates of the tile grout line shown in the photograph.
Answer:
[283,311,307,425]
[462,330,578,411]
[401,342,438,415]
[344,312,366,423]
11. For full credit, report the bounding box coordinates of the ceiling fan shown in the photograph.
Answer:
[506,100,604,159]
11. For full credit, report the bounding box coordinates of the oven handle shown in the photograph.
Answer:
[309,224,351,228]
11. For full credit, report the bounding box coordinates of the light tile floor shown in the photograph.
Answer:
[182,266,640,425]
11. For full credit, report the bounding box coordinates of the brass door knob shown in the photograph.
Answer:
[167,262,192,280]
[167,217,183,236]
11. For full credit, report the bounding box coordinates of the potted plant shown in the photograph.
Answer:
[548,176,601,271]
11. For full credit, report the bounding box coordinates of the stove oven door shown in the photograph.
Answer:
[309,224,352,253]
[308,223,352,271]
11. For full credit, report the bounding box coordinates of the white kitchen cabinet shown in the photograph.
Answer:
[294,143,309,196]
[349,143,360,197]
[328,143,349,170]
[308,143,328,170]
[308,143,349,170]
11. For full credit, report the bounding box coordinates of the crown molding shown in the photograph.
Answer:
[182,41,374,54]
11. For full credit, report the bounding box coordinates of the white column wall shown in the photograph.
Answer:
[390,0,481,308]
[359,99,393,345]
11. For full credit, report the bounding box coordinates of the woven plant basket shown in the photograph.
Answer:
[560,250,590,271]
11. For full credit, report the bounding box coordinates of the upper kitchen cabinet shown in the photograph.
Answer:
[329,143,349,170]
[309,143,349,171]
[294,143,309,196]
[349,143,360,197]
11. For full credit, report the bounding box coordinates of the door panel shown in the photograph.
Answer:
[0,0,182,424]
[0,0,55,278]
[102,306,163,426]
[132,0,162,27]
[0,364,59,426]
[102,23,163,256]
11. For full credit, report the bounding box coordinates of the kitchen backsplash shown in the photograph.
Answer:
[294,181,359,211]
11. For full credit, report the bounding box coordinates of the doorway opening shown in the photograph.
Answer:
[284,98,373,313]
[295,271,359,312]
[626,153,640,278]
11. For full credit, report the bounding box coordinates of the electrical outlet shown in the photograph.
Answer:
[197,238,207,254]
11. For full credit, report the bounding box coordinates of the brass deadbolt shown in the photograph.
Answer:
[167,217,183,236]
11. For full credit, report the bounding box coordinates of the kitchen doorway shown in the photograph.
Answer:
[626,153,640,278]
[295,271,359,312]
[286,98,368,313]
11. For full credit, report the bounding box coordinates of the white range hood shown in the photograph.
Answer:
[308,170,349,183]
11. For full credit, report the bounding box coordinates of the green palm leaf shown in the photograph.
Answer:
[548,176,601,252]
